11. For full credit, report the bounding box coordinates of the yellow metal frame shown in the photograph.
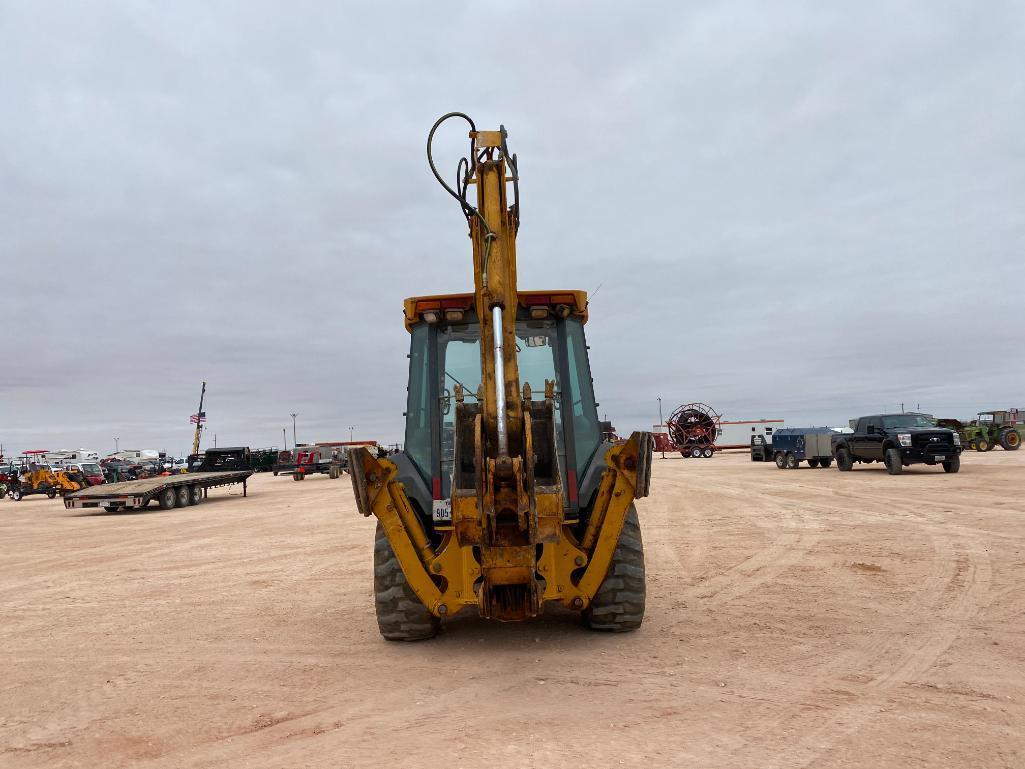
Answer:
[351,432,647,618]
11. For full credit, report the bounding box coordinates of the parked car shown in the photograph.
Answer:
[831,413,961,475]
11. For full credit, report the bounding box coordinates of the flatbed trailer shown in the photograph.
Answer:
[63,470,252,512]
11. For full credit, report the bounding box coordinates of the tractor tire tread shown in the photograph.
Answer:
[373,523,439,641]
[585,506,645,632]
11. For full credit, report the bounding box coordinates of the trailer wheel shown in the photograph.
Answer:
[774,452,786,469]
[884,447,903,475]
[273,470,279,476]
[808,458,820,468]
[943,454,961,473]
[975,437,990,452]
[585,505,646,632]
[836,447,853,471]
[703,446,714,458]
[820,457,832,468]
[373,521,440,641]
[999,429,1021,451]
[158,487,177,510]
[11,488,23,501]
[175,486,190,507]
[785,452,799,469]
[46,489,57,499]
[188,485,202,505]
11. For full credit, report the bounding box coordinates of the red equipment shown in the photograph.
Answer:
[666,403,721,458]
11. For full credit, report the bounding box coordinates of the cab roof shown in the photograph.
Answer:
[403,290,588,332]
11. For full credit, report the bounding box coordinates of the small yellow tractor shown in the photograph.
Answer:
[8,464,89,501]
[347,114,652,639]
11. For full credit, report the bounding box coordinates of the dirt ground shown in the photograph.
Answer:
[1,451,1023,768]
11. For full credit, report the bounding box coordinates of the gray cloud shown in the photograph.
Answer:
[1,0,1023,457]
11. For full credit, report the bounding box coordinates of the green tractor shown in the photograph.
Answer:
[940,409,1023,452]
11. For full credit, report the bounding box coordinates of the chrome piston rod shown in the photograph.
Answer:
[492,305,508,456]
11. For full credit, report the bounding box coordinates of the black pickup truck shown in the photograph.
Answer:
[831,414,961,475]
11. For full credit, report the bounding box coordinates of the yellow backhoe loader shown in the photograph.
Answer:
[347,113,653,639]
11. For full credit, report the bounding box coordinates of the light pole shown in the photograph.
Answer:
[349,425,354,442]
[657,397,665,459]
[114,437,119,453]
[291,413,298,447]
[283,428,287,451]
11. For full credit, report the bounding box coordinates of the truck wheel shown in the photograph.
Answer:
[943,454,961,473]
[46,489,57,499]
[808,458,820,468]
[373,521,439,641]
[999,429,1021,451]
[158,487,177,510]
[775,452,786,469]
[176,486,190,507]
[836,448,853,471]
[188,485,203,505]
[975,437,990,452]
[785,452,798,469]
[11,488,23,501]
[585,505,645,632]
[820,457,832,468]
[273,471,279,476]
[884,447,903,475]
[703,447,714,458]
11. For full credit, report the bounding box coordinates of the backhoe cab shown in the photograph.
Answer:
[348,114,652,639]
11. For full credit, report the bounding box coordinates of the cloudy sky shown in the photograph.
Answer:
[2,1,1023,457]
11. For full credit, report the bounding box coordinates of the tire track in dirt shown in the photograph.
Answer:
[736,512,993,768]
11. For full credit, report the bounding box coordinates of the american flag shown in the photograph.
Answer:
[189,412,207,424]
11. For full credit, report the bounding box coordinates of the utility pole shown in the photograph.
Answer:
[214,433,217,448]
[657,397,665,459]
[283,428,287,451]
[291,413,298,447]
[349,425,354,442]
[191,381,207,456]
[114,437,119,453]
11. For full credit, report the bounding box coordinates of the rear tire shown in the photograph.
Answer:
[188,485,202,505]
[819,458,832,468]
[12,489,23,501]
[374,522,439,641]
[703,447,714,458]
[943,454,961,473]
[785,452,798,469]
[46,489,57,499]
[836,447,853,471]
[999,429,1021,451]
[884,447,903,475]
[176,486,190,507]
[585,505,645,632]
[808,458,820,468]
[775,452,786,469]
[158,487,177,509]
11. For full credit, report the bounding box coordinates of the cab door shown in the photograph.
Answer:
[864,417,885,460]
